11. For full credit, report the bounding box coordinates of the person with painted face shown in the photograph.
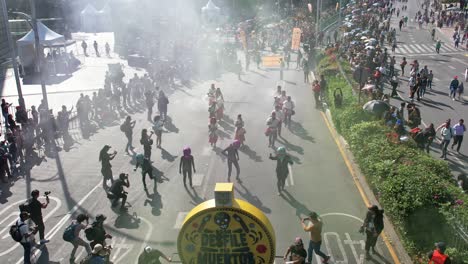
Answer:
[222,140,241,182]
[179,147,196,187]
[269,147,293,195]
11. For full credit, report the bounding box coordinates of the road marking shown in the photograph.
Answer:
[344,232,365,263]
[174,212,189,229]
[288,164,294,186]
[0,196,61,256]
[14,182,102,264]
[448,65,456,70]
[440,61,446,64]
[133,217,154,264]
[324,232,349,263]
[192,173,204,187]
[320,112,401,264]
[412,44,424,53]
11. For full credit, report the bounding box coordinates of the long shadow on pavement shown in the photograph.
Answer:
[280,190,312,217]
[239,145,263,162]
[277,137,304,155]
[235,182,271,214]
[288,120,315,143]
[185,185,205,206]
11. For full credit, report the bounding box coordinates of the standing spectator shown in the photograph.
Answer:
[428,70,434,90]
[68,214,92,264]
[105,42,111,57]
[1,99,11,129]
[99,145,117,189]
[57,105,73,146]
[312,80,321,107]
[140,129,154,160]
[266,112,280,148]
[279,58,284,80]
[81,41,88,56]
[360,205,384,259]
[16,211,37,264]
[153,115,164,148]
[157,91,169,120]
[28,189,50,244]
[93,41,100,57]
[400,57,407,76]
[301,212,330,264]
[302,59,310,83]
[428,242,451,264]
[452,119,465,153]
[440,122,454,160]
[145,90,154,121]
[423,123,436,153]
[296,49,302,70]
[221,140,241,182]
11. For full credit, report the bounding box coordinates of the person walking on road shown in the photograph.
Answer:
[179,147,196,188]
[452,119,465,153]
[283,237,307,264]
[296,50,302,70]
[93,40,100,57]
[16,211,37,264]
[153,115,164,148]
[145,90,154,121]
[266,111,280,147]
[140,129,154,160]
[280,58,285,80]
[303,59,310,83]
[234,114,246,146]
[81,41,88,56]
[440,122,454,160]
[99,145,117,189]
[435,40,442,54]
[208,117,219,148]
[135,154,154,192]
[423,123,436,153]
[428,70,434,90]
[222,140,241,182]
[283,96,295,128]
[449,76,459,100]
[360,205,384,259]
[428,242,451,264]
[269,146,293,195]
[121,116,136,153]
[157,91,169,120]
[301,212,331,264]
[457,81,464,100]
[105,42,111,57]
[400,57,407,76]
[68,213,92,264]
[28,189,50,244]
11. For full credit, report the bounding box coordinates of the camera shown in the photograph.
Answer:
[44,191,51,196]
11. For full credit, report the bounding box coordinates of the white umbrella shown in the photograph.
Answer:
[361,36,368,40]
[365,46,375,50]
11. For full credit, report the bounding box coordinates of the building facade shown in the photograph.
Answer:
[0,1,11,67]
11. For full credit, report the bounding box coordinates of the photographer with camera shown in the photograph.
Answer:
[28,189,50,244]
[108,173,130,212]
[99,145,117,189]
[85,214,112,251]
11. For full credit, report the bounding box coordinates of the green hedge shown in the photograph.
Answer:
[317,53,468,263]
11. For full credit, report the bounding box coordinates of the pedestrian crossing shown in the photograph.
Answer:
[392,43,464,54]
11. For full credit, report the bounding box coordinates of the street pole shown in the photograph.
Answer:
[29,0,49,111]
[315,0,320,33]
[338,0,342,25]
[1,0,26,109]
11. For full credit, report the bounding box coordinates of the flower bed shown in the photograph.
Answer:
[317,53,468,263]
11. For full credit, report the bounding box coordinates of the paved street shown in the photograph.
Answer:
[385,0,468,176]
[0,44,398,263]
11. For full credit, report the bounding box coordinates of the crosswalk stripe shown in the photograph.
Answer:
[398,46,410,54]
[174,212,189,229]
[418,44,433,53]
[405,45,418,53]
[413,44,425,53]
[442,45,457,52]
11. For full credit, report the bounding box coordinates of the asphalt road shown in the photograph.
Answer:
[385,0,468,176]
[0,55,400,264]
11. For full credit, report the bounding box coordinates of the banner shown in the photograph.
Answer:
[291,27,302,51]
[261,56,282,67]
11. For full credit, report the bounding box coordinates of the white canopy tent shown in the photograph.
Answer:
[97,2,112,31]
[201,0,221,24]
[16,21,66,66]
[80,4,99,32]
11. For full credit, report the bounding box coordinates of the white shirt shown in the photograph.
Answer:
[17,219,30,243]
[283,100,295,110]
[275,109,284,121]
[267,117,280,129]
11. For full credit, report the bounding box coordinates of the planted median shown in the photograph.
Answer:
[316,51,468,263]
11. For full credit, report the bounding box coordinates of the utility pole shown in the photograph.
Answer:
[1,0,25,109]
[338,0,342,25]
[29,0,49,111]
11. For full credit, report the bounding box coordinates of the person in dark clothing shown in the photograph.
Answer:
[179,147,196,187]
[145,91,154,121]
[390,76,399,97]
[269,146,293,195]
[122,116,136,153]
[449,76,459,100]
[140,129,154,160]
[283,237,307,264]
[423,123,436,153]
[109,173,130,211]
[360,205,384,259]
[88,214,112,250]
[157,91,169,120]
[99,145,117,189]
[93,41,100,57]
[222,140,241,182]
[302,59,310,83]
[28,189,50,243]
[7,114,17,130]
[135,154,154,192]
[1,98,11,129]
[138,246,171,264]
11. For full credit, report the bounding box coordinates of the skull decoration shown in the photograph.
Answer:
[214,212,230,230]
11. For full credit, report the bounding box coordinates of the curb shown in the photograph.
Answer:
[311,71,413,264]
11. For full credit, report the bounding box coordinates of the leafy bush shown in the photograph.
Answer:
[317,53,468,263]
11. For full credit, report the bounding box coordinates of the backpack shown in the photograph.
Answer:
[18,198,32,213]
[10,222,25,242]
[84,226,96,241]
[63,223,78,242]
